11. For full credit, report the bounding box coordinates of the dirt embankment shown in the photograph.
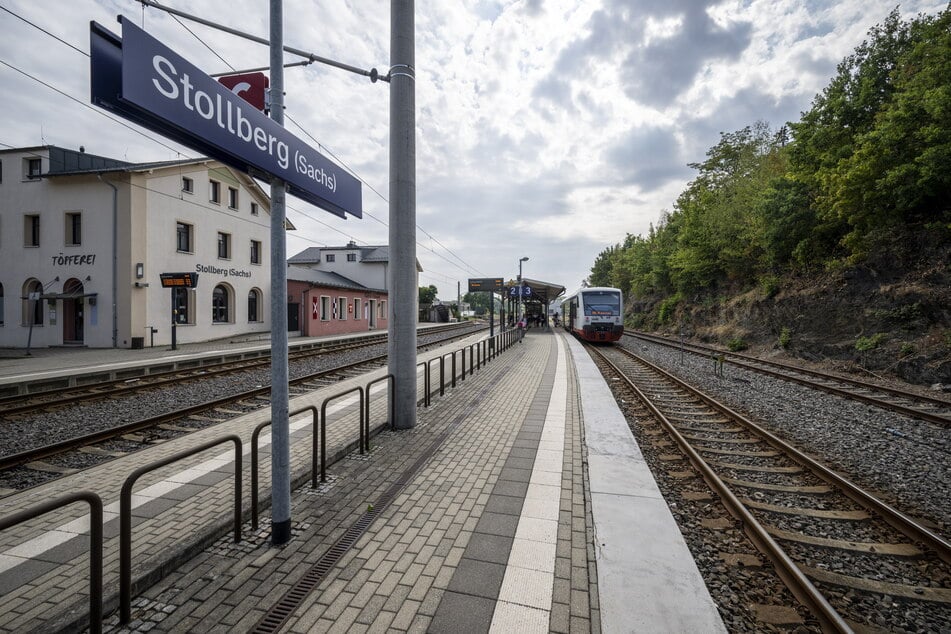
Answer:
[648,247,951,387]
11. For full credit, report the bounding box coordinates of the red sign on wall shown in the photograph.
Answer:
[217,72,269,112]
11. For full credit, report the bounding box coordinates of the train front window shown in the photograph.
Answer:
[583,291,620,316]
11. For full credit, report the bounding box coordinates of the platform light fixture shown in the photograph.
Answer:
[519,256,529,322]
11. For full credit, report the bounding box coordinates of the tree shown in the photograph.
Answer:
[418,285,438,305]
[827,7,951,248]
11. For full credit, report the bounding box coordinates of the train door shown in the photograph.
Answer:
[62,278,84,345]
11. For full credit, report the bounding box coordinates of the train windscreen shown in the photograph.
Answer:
[582,290,620,316]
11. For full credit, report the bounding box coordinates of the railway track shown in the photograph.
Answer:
[0,323,470,416]
[624,330,951,427]
[588,342,951,632]
[0,324,485,491]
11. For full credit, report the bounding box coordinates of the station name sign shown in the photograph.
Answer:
[468,278,504,292]
[160,272,199,288]
[90,17,362,219]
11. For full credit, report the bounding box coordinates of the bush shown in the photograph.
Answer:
[658,294,681,324]
[778,327,791,349]
[727,338,748,352]
[855,333,887,351]
[760,275,780,299]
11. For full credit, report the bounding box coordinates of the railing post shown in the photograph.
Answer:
[321,387,365,456]
[365,374,395,449]
[252,406,318,530]
[461,348,466,381]
[451,351,457,388]
[0,492,103,634]
[120,435,242,623]
[439,356,445,397]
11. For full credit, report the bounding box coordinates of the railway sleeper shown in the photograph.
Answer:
[766,526,923,556]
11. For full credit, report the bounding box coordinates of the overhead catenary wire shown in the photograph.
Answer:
[1,3,485,282]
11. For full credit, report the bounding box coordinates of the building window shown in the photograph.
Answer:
[228,187,238,210]
[25,158,41,179]
[212,285,231,323]
[352,298,360,320]
[172,287,192,324]
[65,212,82,246]
[209,180,220,204]
[337,297,347,320]
[24,214,40,247]
[176,222,193,253]
[217,232,231,259]
[250,240,262,265]
[22,279,43,326]
[250,202,259,216]
[182,176,193,193]
[325,254,335,263]
[379,300,387,318]
[320,296,331,321]
[248,288,261,322]
[346,253,356,262]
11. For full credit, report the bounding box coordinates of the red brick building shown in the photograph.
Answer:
[287,267,388,336]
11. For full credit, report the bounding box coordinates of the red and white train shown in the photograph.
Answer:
[560,287,624,342]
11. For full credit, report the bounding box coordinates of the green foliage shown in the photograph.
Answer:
[778,327,791,349]
[582,6,951,321]
[727,338,748,352]
[418,285,438,305]
[855,333,887,351]
[657,294,681,324]
[759,275,780,299]
[899,343,916,356]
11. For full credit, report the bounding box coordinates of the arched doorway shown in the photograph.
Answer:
[62,278,84,344]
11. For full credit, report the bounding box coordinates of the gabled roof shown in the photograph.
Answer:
[288,245,422,271]
[286,266,386,293]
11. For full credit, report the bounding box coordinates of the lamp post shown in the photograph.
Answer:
[518,256,529,324]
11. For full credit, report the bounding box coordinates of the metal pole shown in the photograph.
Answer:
[389,0,417,430]
[269,0,291,545]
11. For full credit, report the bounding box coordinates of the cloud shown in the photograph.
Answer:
[605,125,689,192]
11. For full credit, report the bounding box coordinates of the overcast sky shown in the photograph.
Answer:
[1,1,945,300]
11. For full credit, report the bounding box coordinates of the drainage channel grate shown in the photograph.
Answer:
[250,362,516,633]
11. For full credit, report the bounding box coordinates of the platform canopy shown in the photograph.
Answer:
[503,277,566,308]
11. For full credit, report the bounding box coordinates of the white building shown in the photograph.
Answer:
[287,242,421,291]
[0,146,276,349]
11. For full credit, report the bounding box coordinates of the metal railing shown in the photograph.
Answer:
[365,374,395,451]
[322,387,365,459]
[251,406,320,530]
[0,492,104,634]
[119,435,242,623]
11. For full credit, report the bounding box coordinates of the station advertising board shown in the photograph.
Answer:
[159,272,199,288]
[90,17,361,219]
[468,278,504,292]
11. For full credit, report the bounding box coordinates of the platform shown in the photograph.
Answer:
[0,328,724,633]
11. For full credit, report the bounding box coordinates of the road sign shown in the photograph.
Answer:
[468,278,504,292]
[90,18,362,219]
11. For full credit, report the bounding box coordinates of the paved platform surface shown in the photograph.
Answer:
[0,328,724,633]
